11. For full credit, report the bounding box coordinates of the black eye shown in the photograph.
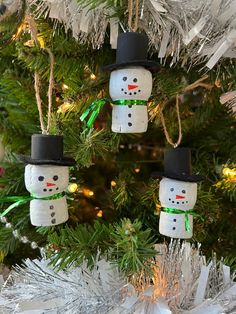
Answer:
[182,190,186,194]
[170,188,174,192]
[133,78,138,83]
[123,77,127,81]
[53,175,58,181]
[38,176,44,181]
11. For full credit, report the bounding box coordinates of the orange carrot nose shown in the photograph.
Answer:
[47,182,56,187]
[128,84,138,90]
[176,195,185,199]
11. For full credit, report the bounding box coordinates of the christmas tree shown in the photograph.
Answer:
[0,0,236,312]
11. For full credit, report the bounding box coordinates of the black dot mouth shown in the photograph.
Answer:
[121,89,141,96]
[43,188,58,193]
[168,198,188,205]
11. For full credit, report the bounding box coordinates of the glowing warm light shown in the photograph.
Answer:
[90,73,97,80]
[57,102,73,113]
[97,210,103,218]
[134,167,141,173]
[68,183,78,193]
[82,188,94,197]
[111,180,117,187]
[223,167,236,177]
[156,204,161,210]
[12,22,26,40]
[215,80,221,88]
[24,39,35,47]
[62,83,69,90]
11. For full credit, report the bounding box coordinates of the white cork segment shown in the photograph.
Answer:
[30,197,68,226]
[112,105,148,133]
[159,211,193,239]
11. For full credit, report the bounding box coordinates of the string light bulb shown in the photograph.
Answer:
[223,167,236,177]
[97,210,103,218]
[82,188,94,197]
[134,167,141,173]
[68,183,78,193]
[111,180,117,187]
[62,83,69,90]
[90,73,97,80]
[57,102,73,113]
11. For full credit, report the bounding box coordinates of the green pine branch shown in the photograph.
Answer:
[47,219,156,276]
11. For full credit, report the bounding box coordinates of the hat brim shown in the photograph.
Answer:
[151,171,205,182]
[102,60,160,72]
[18,155,76,167]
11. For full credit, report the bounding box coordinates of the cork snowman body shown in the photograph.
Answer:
[159,178,197,239]
[25,164,69,226]
[109,66,152,133]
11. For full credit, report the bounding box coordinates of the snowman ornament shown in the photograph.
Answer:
[19,134,75,227]
[152,148,204,239]
[103,32,158,133]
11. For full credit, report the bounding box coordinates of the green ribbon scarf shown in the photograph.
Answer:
[80,98,147,128]
[162,207,201,232]
[0,193,64,218]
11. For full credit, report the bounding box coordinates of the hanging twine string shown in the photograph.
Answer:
[128,0,139,32]
[159,95,182,148]
[26,15,54,135]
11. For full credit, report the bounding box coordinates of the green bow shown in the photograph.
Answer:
[162,207,201,232]
[80,99,147,128]
[113,99,147,106]
[0,193,64,218]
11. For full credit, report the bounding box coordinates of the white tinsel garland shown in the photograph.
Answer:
[0,0,22,22]
[26,0,236,69]
[1,241,236,313]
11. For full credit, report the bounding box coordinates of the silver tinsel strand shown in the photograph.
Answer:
[26,0,236,69]
[1,241,236,313]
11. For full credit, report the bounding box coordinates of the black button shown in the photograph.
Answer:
[128,122,132,127]
[50,205,54,210]
[43,189,47,192]
[173,219,176,222]
[51,219,56,224]
[128,105,132,108]
[49,189,52,192]
[128,113,132,118]
[51,212,55,217]
[172,227,176,230]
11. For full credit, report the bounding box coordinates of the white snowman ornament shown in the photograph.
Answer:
[19,134,75,227]
[152,148,204,239]
[104,32,158,133]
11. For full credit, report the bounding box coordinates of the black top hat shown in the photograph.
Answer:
[152,148,204,182]
[103,32,159,72]
[18,134,76,166]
